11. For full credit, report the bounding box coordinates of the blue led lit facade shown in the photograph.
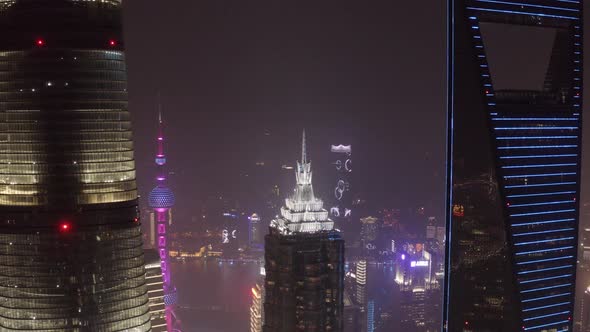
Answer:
[148,186,176,209]
[445,1,582,331]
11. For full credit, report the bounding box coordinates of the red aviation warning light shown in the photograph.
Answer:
[36,39,45,47]
[109,39,117,47]
[59,222,71,233]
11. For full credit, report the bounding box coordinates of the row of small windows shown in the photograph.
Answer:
[0,160,135,174]
[0,50,125,61]
[1,102,128,111]
[0,59,126,71]
[0,91,128,101]
[0,71,127,82]
[0,169,135,182]
[1,109,130,120]
[0,141,133,152]
[0,81,127,91]
[0,226,142,246]
[0,151,134,164]
[0,190,137,206]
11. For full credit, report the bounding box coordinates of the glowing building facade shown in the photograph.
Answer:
[249,212,263,247]
[250,282,265,332]
[148,111,179,331]
[0,0,152,330]
[446,1,583,331]
[360,216,378,256]
[144,249,167,332]
[263,131,345,332]
[329,144,352,224]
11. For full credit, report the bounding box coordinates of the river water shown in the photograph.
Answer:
[171,260,263,332]
[170,260,404,332]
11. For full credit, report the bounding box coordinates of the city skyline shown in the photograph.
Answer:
[0,1,589,331]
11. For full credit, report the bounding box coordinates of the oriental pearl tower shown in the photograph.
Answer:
[148,105,182,331]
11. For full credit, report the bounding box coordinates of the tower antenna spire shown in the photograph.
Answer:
[157,91,163,124]
[302,129,307,164]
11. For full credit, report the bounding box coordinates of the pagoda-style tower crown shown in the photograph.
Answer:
[270,130,334,235]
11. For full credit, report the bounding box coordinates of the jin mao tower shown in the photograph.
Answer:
[263,131,345,332]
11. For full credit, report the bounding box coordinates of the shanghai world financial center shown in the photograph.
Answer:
[445,1,583,332]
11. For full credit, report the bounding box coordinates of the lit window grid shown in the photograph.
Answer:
[0,49,137,206]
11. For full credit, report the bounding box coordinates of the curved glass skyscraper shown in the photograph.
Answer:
[0,0,151,330]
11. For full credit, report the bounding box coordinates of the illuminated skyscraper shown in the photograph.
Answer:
[148,109,180,331]
[355,260,369,332]
[263,130,345,332]
[396,243,438,331]
[329,144,352,225]
[249,212,262,247]
[446,1,583,331]
[144,249,167,332]
[0,0,151,330]
[360,216,378,255]
[250,281,265,332]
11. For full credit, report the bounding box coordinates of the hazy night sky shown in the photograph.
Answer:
[121,1,590,224]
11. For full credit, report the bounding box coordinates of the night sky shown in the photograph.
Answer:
[121,1,590,224]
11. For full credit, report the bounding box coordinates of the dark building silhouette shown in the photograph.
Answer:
[445,1,583,331]
[0,0,151,330]
[263,131,345,331]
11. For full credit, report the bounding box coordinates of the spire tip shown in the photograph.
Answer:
[302,129,307,164]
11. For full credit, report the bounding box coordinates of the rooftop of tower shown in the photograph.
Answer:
[270,130,335,235]
[0,0,121,11]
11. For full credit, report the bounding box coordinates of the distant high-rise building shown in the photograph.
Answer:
[366,300,375,332]
[396,242,440,331]
[343,290,360,332]
[0,1,152,330]
[144,249,167,332]
[583,286,590,332]
[446,1,583,331]
[426,217,437,239]
[250,281,265,332]
[149,210,157,247]
[355,260,370,332]
[249,212,263,247]
[435,226,445,246]
[263,130,345,332]
[148,109,180,331]
[329,144,352,226]
[356,260,367,310]
[360,216,378,255]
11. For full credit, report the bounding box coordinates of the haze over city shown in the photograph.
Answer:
[0,1,589,332]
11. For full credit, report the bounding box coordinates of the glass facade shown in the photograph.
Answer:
[263,231,345,332]
[446,1,582,331]
[0,0,150,330]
